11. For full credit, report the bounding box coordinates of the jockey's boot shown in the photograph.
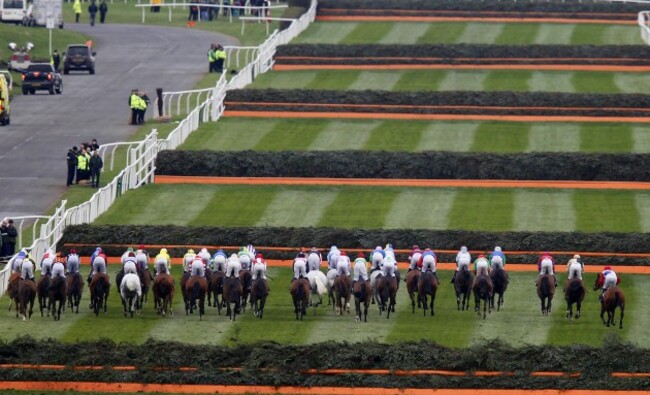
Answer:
[450,271,456,284]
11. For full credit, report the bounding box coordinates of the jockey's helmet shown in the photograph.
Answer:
[604,266,612,271]
[256,253,264,260]
[188,249,195,254]
[494,246,502,252]
[460,246,467,253]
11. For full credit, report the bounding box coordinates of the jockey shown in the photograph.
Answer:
[158,248,171,262]
[51,260,66,279]
[450,249,471,284]
[293,252,308,280]
[21,258,35,281]
[598,266,619,301]
[198,248,211,267]
[337,251,351,277]
[382,249,397,278]
[420,248,437,276]
[124,259,137,275]
[90,247,103,267]
[408,245,422,272]
[12,250,26,273]
[536,252,557,287]
[353,253,369,284]
[238,247,253,271]
[536,252,555,271]
[154,252,170,276]
[369,246,385,272]
[121,247,134,266]
[474,255,490,276]
[307,247,322,271]
[226,253,241,278]
[252,254,267,281]
[183,249,196,272]
[211,249,228,272]
[40,250,55,276]
[67,249,80,274]
[92,252,107,275]
[567,258,583,281]
[489,246,506,265]
[135,248,149,273]
[191,257,205,277]
[327,245,340,271]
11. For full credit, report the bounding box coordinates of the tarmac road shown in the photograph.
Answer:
[0,24,238,218]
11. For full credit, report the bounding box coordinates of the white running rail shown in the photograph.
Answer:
[0,0,318,298]
[155,87,215,119]
[639,11,650,44]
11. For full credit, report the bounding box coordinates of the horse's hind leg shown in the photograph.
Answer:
[619,307,624,329]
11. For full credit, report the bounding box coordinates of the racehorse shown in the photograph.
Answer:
[454,267,473,311]
[185,275,208,320]
[376,275,397,319]
[36,273,51,317]
[7,272,20,311]
[90,273,110,316]
[537,274,555,315]
[153,273,175,317]
[250,277,269,319]
[473,274,493,319]
[120,273,142,318]
[353,278,371,323]
[290,278,310,321]
[306,270,328,313]
[333,275,352,316]
[594,275,625,329]
[66,273,84,314]
[209,270,225,314]
[137,267,152,305]
[223,276,243,321]
[405,269,420,314]
[239,269,252,313]
[17,279,36,321]
[180,271,190,314]
[326,268,337,308]
[565,278,585,320]
[489,266,509,311]
[48,275,67,321]
[418,271,438,317]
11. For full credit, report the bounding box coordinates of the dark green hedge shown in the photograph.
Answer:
[59,225,650,265]
[0,336,649,389]
[275,44,650,65]
[155,150,650,182]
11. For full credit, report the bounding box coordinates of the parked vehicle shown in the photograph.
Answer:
[31,0,64,28]
[0,0,27,24]
[7,42,33,71]
[0,73,10,125]
[21,63,63,95]
[63,44,96,75]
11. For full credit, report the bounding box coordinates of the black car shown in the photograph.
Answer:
[21,63,63,95]
[63,45,96,75]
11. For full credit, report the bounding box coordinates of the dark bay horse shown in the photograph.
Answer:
[594,275,625,329]
[209,270,225,314]
[185,275,208,320]
[239,269,252,313]
[333,275,351,316]
[489,266,509,311]
[17,279,37,321]
[565,278,585,320]
[153,273,175,317]
[377,275,397,319]
[66,273,84,314]
[290,278,310,321]
[137,267,152,305]
[250,278,269,319]
[405,269,420,314]
[223,276,243,321]
[454,267,473,311]
[37,273,51,317]
[7,272,20,311]
[418,271,438,317]
[353,278,371,322]
[48,275,67,321]
[473,274,493,319]
[180,271,190,314]
[537,274,555,315]
[90,272,110,316]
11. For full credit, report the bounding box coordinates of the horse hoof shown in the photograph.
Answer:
[355,316,360,323]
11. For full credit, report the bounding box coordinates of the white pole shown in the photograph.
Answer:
[168,5,171,22]
[48,28,52,56]
[142,6,145,22]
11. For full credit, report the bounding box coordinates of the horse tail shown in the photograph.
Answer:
[191,281,201,301]
[296,280,305,300]
[381,279,390,301]
[359,280,367,301]
[541,275,549,296]
[423,273,433,295]
[314,275,327,297]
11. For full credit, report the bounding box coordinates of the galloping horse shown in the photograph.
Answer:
[180,271,190,314]
[537,274,555,315]
[250,278,269,319]
[473,274,493,319]
[333,274,352,316]
[306,270,328,313]
[377,275,397,319]
[66,273,84,314]
[137,267,152,305]
[326,268,337,308]
[223,276,243,321]
[489,266,509,311]
[353,278,371,322]
[209,270,225,314]
[17,279,36,321]
[418,271,438,317]
[290,278,310,321]
[7,272,20,311]
[594,275,625,329]
[48,275,67,321]
[90,272,110,316]
[454,267,473,311]
[239,269,252,313]
[36,273,51,317]
[185,275,208,320]
[153,273,175,317]
[120,273,142,318]
[565,278,585,320]
[405,269,420,314]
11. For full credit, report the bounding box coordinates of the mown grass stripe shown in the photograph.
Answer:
[600,25,644,46]
[305,70,361,90]
[438,70,486,91]
[513,190,575,232]
[348,71,402,91]
[246,70,316,90]
[179,118,274,151]
[95,185,213,226]
[528,71,574,93]
[308,120,377,150]
[378,23,430,44]
[339,22,393,44]
[253,118,327,151]
[483,70,531,92]
[318,188,399,229]
[470,122,529,153]
[572,72,619,94]
[494,23,539,45]
[416,122,477,152]
[570,24,606,45]
[256,190,337,227]
[192,186,276,227]
[579,124,632,153]
[527,123,580,152]
[293,22,358,44]
[393,70,445,91]
[634,193,650,232]
[632,126,650,153]
[416,22,465,44]
[573,190,641,233]
[363,120,425,151]
[458,22,504,44]
[447,189,514,231]
[386,189,457,230]
[614,73,650,95]
[624,275,650,348]
[534,24,574,45]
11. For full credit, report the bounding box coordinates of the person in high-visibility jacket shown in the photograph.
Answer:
[214,44,226,73]
[73,0,82,23]
[207,44,216,73]
[76,147,90,184]
[129,89,140,125]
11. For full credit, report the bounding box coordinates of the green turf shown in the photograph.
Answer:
[579,124,633,153]
[470,122,530,153]
[317,188,400,228]
[572,72,619,94]
[339,22,394,44]
[482,70,531,92]
[494,23,540,45]
[253,118,324,150]
[393,70,445,91]
[415,22,465,44]
[447,189,515,231]
[573,190,641,233]
[362,120,426,151]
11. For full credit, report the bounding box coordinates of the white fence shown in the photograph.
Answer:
[0,0,317,299]
[639,11,650,45]
[155,87,215,119]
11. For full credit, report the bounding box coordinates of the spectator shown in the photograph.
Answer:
[89,150,103,188]
[1,219,17,258]
[129,89,139,125]
[88,0,98,26]
[188,3,198,21]
[51,49,61,72]
[73,0,82,22]
[99,0,108,23]
[66,146,78,186]
[138,91,150,124]
[76,147,90,184]
[90,138,100,153]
